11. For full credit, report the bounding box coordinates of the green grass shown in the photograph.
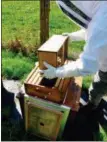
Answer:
[2,1,40,46]
[2,49,37,81]
[2,1,84,81]
[2,1,80,47]
[94,125,107,141]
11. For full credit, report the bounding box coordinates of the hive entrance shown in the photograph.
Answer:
[40,78,57,87]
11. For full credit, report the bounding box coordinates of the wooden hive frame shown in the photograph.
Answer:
[24,62,71,103]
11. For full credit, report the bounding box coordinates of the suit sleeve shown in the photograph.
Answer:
[75,5,107,76]
[56,4,107,78]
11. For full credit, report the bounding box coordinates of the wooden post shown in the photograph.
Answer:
[40,0,50,45]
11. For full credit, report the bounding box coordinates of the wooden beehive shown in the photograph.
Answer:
[38,35,68,69]
[24,62,71,103]
[24,94,70,141]
[63,76,82,111]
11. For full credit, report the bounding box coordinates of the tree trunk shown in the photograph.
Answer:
[40,0,50,45]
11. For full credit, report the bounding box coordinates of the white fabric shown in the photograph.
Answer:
[71,1,100,18]
[56,1,89,27]
[39,62,57,79]
[61,1,107,76]
[41,1,107,79]
[39,61,79,79]
[80,3,107,73]
[62,29,86,41]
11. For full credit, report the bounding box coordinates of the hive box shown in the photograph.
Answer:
[38,35,68,69]
[63,76,82,111]
[24,61,82,110]
[24,62,71,103]
[24,94,70,141]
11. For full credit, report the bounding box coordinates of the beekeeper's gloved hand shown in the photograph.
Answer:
[39,61,80,79]
[39,62,56,79]
[62,29,86,42]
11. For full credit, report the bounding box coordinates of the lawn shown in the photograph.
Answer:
[1,1,107,141]
[2,1,91,87]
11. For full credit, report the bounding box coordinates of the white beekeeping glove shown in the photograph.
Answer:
[39,61,81,79]
[62,29,86,42]
[39,62,57,79]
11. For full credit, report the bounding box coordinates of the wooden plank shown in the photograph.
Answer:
[61,46,65,65]
[24,83,62,103]
[63,77,82,111]
[58,79,64,91]
[24,95,70,140]
[35,74,43,85]
[64,37,68,60]
[25,62,39,83]
[38,52,57,69]
[26,101,63,140]
[61,78,71,93]
[55,78,61,87]
[32,74,39,85]
[59,78,71,101]
[28,68,39,84]
[38,35,68,52]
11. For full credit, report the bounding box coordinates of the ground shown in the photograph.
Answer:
[1,80,107,141]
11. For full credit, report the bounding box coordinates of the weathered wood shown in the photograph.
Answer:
[24,60,83,105]
[28,68,39,84]
[27,102,62,140]
[40,0,50,45]
[63,77,82,111]
[59,79,64,91]
[64,37,68,60]
[24,65,72,103]
[55,78,60,87]
[25,83,62,103]
[35,75,43,85]
[31,69,40,84]
[61,78,71,93]
[38,51,57,69]
[26,63,39,83]
[24,95,70,140]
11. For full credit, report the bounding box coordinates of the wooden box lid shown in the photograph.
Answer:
[38,35,68,53]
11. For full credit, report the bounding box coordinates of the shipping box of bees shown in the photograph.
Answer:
[38,35,68,69]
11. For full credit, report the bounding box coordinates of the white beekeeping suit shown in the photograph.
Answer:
[39,0,107,107]
[40,1,107,79]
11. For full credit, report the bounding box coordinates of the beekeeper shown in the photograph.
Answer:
[40,1,107,111]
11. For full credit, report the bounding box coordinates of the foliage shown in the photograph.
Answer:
[2,49,36,81]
